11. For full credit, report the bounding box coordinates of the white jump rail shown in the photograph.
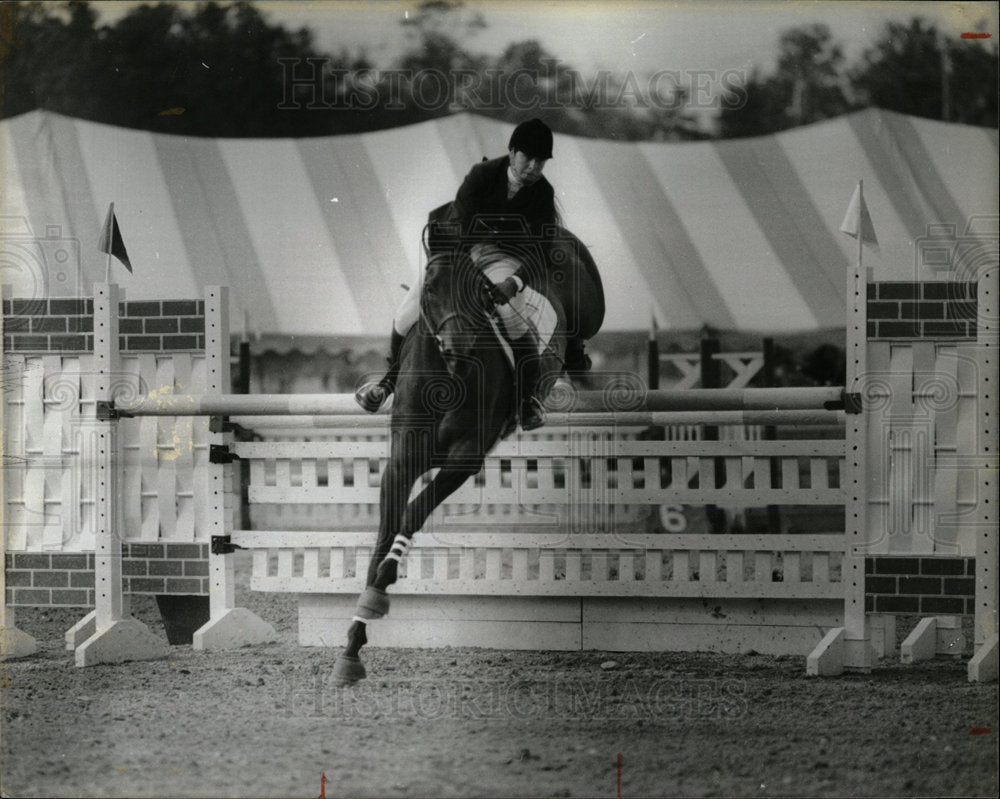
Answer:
[219,428,848,654]
[227,409,846,429]
[117,386,849,416]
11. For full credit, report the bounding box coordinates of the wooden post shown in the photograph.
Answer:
[74,283,166,666]
[700,338,727,533]
[700,337,721,392]
[192,286,275,651]
[761,337,783,534]
[647,314,659,391]
[970,261,999,682]
[236,334,252,531]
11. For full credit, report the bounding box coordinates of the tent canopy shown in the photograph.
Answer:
[2,108,996,336]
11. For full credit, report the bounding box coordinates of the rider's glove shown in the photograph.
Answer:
[489,276,520,305]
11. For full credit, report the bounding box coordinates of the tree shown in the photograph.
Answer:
[718,24,851,138]
[1,0,711,140]
[0,1,359,136]
[0,2,101,120]
[851,17,998,127]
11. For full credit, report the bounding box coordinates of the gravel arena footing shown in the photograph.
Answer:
[2,554,997,798]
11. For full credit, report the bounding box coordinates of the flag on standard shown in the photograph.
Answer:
[98,202,133,273]
[839,182,879,250]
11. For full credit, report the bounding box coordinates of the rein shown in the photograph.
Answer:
[418,231,568,371]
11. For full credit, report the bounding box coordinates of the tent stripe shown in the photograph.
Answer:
[45,115,105,272]
[549,138,677,328]
[2,108,995,335]
[848,111,933,243]
[585,141,735,329]
[219,139,366,335]
[0,121,52,299]
[9,113,102,291]
[360,123,460,281]
[153,136,277,328]
[438,113,496,170]
[882,113,967,230]
[646,141,820,331]
[182,139,279,327]
[909,116,999,230]
[714,137,845,327]
[297,136,405,326]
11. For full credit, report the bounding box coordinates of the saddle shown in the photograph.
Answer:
[423,202,606,342]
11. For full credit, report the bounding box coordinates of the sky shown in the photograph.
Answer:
[250,1,998,76]
[94,1,998,80]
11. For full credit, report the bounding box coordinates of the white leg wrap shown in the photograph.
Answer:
[385,534,411,563]
[352,616,369,625]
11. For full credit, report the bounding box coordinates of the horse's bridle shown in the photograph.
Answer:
[418,249,568,371]
[419,259,495,339]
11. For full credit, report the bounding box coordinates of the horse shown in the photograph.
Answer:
[333,228,604,685]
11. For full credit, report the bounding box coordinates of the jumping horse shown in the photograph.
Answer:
[333,226,605,685]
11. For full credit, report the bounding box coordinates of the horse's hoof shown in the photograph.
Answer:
[332,654,366,686]
[355,586,390,619]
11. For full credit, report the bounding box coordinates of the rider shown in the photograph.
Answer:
[355,118,588,431]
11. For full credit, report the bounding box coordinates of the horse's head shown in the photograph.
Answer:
[420,254,494,377]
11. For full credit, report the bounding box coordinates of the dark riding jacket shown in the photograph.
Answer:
[432,155,558,290]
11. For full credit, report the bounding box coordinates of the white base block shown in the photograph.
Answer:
[65,610,97,650]
[300,595,582,650]
[299,595,838,655]
[0,625,38,659]
[581,597,841,656]
[901,617,937,664]
[968,635,998,683]
[75,619,168,667]
[192,608,276,651]
[935,616,965,658]
[807,627,845,676]
[869,615,897,659]
[843,637,873,672]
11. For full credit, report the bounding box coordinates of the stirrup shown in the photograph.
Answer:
[355,379,392,413]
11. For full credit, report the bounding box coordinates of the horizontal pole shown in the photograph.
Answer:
[120,387,847,417]
[230,409,845,429]
[121,393,375,416]
[569,387,846,412]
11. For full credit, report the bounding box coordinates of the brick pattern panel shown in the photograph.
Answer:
[3,298,205,353]
[864,556,976,615]
[2,298,94,351]
[866,282,977,340]
[4,544,210,607]
[118,299,205,351]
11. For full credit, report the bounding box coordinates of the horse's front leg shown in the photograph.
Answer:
[338,444,423,680]
[372,446,484,586]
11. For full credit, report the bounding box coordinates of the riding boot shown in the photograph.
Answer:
[564,337,592,377]
[355,329,404,413]
[514,339,547,432]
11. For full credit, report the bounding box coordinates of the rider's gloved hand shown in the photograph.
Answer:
[489,277,520,305]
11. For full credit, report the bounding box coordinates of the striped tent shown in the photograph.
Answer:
[1,108,996,335]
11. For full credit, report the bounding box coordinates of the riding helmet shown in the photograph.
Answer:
[509,118,554,159]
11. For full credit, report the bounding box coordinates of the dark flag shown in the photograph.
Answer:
[98,202,133,273]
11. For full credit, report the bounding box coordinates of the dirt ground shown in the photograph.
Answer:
[2,559,997,799]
